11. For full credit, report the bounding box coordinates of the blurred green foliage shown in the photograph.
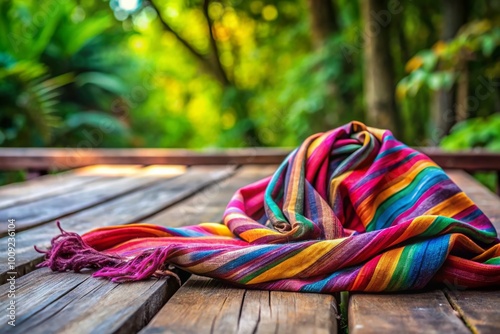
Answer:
[441,114,500,151]
[441,114,500,191]
[0,0,499,152]
[398,19,500,101]
[0,0,133,148]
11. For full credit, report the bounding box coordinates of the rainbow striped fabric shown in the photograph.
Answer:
[38,122,500,292]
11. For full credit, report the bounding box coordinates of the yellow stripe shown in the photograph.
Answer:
[366,125,386,141]
[329,171,353,201]
[423,192,473,217]
[358,160,436,225]
[247,240,342,284]
[307,132,329,158]
[239,228,281,243]
[198,223,235,237]
[364,247,404,291]
[391,216,436,246]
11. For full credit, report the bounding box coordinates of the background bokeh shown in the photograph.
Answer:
[0,0,499,184]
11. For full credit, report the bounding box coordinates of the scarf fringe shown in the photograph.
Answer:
[35,222,181,284]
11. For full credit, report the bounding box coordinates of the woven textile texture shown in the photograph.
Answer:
[37,121,500,292]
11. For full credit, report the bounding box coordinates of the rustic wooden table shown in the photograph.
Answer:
[0,162,499,334]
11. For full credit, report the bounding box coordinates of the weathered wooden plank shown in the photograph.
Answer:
[141,275,338,334]
[444,170,500,334]
[348,291,470,334]
[446,170,500,231]
[0,268,180,334]
[0,165,186,235]
[0,147,289,169]
[0,165,142,209]
[347,172,500,334]
[141,167,337,334]
[0,165,234,284]
[444,289,500,334]
[145,165,277,227]
[0,166,273,334]
[1,147,499,171]
[142,164,336,334]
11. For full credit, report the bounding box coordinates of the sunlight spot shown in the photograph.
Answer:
[165,7,179,18]
[222,11,238,29]
[130,35,145,50]
[71,7,86,23]
[209,2,224,20]
[221,111,236,129]
[118,0,140,12]
[114,9,129,21]
[262,5,278,21]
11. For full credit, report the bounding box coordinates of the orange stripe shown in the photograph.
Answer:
[423,192,473,217]
[358,160,436,225]
[364,247,404,291]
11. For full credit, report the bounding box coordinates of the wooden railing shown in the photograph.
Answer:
[0,147,499,193]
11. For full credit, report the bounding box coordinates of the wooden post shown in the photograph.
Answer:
[496,171,500,196]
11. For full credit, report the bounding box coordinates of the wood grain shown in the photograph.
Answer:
[444,289,500,334]
[0,165,144,209]
[348,291,470,334]
[0,166,234,283]
[446,170,500,231]
[0,165,185,235]
[0,268,179,334]
[0,166,272,334]
[1,147,499,171]
[141,276,338,334]
[144,165,277,227]
[347,172,500,334]
[0,147,289,169]
[0,165,119,209]
[142,164,336,334]
[444,170,500,334]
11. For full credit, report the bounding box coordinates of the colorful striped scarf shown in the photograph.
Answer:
[37,122,500,292]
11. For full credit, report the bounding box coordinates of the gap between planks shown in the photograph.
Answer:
[0,165,234,283]
[0,165,274,334]
[443,170,500,334]
[0,165,187,236]
[140,275,338,334]
[0,165,143,209]
[348,170,500,334]
[138,168,338,334]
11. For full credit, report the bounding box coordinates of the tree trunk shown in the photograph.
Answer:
[308,0,339,49]
[152,0,262,146]
[455,61,469,122]
[431,0,469,143]
[361,0,400,135]
[306,0,348,128]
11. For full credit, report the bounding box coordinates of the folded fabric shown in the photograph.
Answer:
[37,121,500,292]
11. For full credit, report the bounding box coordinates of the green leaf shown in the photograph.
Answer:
[29,3,63,60]
[75,72,128,94]
[32,72,74,96]
[0,2,12,51]
[62,14,114,55]
[426,71,455,91]
[407,70,428,96]
[481,35,497,57]
[420,50,438,71]
[65,111,129,135]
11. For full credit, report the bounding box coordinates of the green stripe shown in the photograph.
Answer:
[239,247,303,284]
[367,166,439,231]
